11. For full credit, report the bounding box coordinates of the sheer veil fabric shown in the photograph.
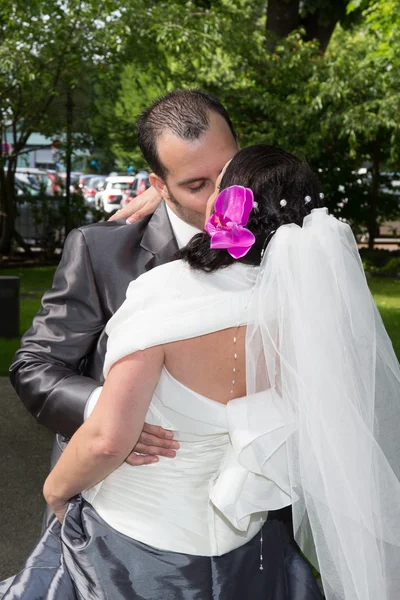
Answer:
[246,208,400,599]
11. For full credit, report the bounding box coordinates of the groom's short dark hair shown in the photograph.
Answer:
[136,89,237,178]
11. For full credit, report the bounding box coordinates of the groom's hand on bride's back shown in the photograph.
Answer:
[108,184,162,224]
[127,423,180,466]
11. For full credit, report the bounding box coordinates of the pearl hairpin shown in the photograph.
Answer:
[304,195,312,204]
[280,199,287,208]
[319,192,325,199]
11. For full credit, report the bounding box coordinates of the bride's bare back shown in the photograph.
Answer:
[163,326,247,404]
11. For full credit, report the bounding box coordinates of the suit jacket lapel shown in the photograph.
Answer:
[140,202,179,270]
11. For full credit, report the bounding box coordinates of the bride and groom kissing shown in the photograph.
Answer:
[2,89,400,600]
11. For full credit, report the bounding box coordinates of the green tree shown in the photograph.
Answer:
[102,3,326,167]
[313,4,400,247]
[266,0,367,52]
[0,0,128,254]
[81,0,400,247]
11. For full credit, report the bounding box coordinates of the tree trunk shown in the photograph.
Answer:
[368,142,380,250]
[0,162,16,255]
[300,12,339,53]
[65,86,74,236]
[266,0,342,54]
[266,0,300,51]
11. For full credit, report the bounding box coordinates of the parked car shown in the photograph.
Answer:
[96,176,135,214]
[77,174,99,191]
[15,168,51,193]
[14,174,41,196]
[82,175,106,205]
[14,176,53,245]
[58,171,82,193]
[46,170,64,195]
[6,168,53,198]
[120,171,150,208]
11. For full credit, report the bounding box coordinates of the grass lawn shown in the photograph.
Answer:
[367,277,400,358]
[0,267,399,376]
[0,266,57,376]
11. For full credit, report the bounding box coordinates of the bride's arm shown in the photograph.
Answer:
[43,346,164,519]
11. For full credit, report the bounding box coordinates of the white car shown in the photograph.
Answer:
[96,176,135,214]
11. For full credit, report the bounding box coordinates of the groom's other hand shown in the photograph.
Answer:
[108,184,161,224]
[126,423,180,466]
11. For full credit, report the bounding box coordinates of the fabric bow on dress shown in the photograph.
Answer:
[209,389,293,532]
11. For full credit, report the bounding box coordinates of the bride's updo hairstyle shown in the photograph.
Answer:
[177,144,323,272]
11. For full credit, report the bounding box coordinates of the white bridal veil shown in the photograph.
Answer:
[246,208,400,599]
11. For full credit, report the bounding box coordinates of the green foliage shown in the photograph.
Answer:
[0,0,128,142]
[0,0,137,252]
[318,23,400,158]
[90,0,399,241]
[381,257,400,274]
[1,0,400,242]
[93,0,269,168]
[307,7,400,236]
[360,248,400,273]
[111,69,166,170]
[367,276,400,358]
[346,0,371,15]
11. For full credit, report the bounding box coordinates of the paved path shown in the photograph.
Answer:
[0,377,53,580]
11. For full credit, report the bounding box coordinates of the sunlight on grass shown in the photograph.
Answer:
[0,267,57,376]
[367,278,400,358]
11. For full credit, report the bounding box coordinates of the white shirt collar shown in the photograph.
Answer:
[166,203,202,249]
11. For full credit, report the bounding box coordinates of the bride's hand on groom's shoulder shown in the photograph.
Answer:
[126,423,180,466]
[108,185,162,224]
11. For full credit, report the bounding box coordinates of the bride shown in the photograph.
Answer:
[2,145,400,600]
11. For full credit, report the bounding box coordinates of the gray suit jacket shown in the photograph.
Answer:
[9,203,178,444]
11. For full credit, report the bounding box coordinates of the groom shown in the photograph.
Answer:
[10,89,239,469]
[10,89,300,570]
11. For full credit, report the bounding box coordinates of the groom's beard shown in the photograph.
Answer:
[165,186,205,230]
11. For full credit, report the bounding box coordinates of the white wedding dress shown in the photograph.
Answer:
[83,259,292,556]
[0,256,324,600]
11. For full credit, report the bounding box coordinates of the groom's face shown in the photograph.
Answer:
[149,111,239,229]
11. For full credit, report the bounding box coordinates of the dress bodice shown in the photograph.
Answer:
[83,260,292,556]
[83,367,291,556]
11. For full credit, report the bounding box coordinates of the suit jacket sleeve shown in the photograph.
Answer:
[9,228,106,439]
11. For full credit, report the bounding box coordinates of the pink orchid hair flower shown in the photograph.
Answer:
[205,185,256,259]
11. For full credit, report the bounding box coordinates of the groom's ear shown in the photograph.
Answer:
[150,173,170,200]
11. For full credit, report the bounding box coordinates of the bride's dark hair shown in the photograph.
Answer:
[176,145,323,272]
